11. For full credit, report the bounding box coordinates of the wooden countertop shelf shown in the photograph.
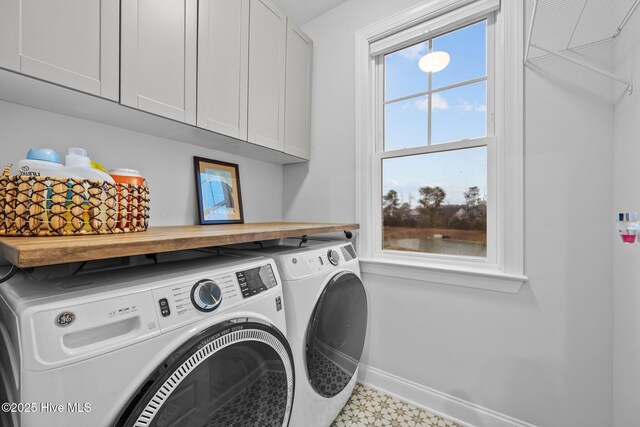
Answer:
[0,222,359,268]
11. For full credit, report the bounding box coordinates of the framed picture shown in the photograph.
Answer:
[194,157,244,224]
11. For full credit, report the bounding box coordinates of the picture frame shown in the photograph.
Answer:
[193,157,244,225]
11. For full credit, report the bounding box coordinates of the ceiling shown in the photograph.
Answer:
[527,0,639,59]
[276,0,350,25]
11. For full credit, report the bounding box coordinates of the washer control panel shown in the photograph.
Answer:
[21,258,282,370]
[152,261,279,332]
[236,264,278,298]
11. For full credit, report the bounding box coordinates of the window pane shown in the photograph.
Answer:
[385,42,428,101]
[431,80,486,145]
[384,95,428,151]
[382,147,487,258]
[432,21,486,89]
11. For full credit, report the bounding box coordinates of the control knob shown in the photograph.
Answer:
[191,280,222,312]
[327,249,340,266]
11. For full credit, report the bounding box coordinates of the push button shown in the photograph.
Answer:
[159,298,170,317]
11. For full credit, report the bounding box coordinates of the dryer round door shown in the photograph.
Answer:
[116,320,294,427]
[306,271,368,398]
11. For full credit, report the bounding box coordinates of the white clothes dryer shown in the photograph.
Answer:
[226,240,368,427]
[0,254,295,427]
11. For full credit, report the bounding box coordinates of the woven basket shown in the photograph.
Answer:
[0,173,149,237]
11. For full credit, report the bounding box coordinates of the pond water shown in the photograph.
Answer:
[385,238,487,257]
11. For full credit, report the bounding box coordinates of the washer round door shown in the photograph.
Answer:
[0,365,18,427]
[306,271,368,397]
[116,320,294,427]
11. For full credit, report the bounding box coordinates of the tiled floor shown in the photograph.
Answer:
[332,384,462,427]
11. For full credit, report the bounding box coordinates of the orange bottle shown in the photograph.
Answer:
[109,169,145,230]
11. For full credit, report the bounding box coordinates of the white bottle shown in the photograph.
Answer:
[14,148,68,178]
[62,147,114,232]
[63,147,115,183]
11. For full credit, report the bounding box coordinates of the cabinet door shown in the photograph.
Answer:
[0,0,119,100]
[247,0,286,151]
[121,0,197,124]
[197,0,250,139]
[284,22,313,160]
[0,1,19,72]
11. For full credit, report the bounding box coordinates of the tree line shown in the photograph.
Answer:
[383,186,486,231]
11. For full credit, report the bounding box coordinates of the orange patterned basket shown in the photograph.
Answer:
[0,166,149,236]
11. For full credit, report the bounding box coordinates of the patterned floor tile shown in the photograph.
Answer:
[332,384,462,427]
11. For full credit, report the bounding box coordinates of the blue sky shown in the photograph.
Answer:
[382,21,487,206]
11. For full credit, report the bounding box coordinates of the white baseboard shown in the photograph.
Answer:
[358,364,538,427]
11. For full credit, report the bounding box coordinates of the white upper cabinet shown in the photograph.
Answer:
[0,1,20,72]
[247,0,287,151]
[284,22,313,160]
[0,0,314,160]
[121,0,197,124]
[0,0,119,100]
[197,0,250,139]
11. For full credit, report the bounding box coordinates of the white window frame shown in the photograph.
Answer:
[355,0,527,293]
[374,16,496,266]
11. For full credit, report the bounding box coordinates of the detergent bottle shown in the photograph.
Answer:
[62,148,114,232]
[63,148,115,183]
[14,148,67,178]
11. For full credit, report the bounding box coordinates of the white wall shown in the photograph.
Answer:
[283,0,431,222]
[0,100,283,228]
[284,1,615,425]
[613,8,640,427]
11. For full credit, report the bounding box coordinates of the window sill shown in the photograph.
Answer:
[359,258,527,293]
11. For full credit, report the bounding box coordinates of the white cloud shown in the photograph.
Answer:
[398,43,427,61]
[459,100,486,112]
[413,93,449,112]
[414,97,429,111]
[432,93,449,110]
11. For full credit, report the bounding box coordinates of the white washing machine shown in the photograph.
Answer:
[225,240,368,427]
[0,254,295,427]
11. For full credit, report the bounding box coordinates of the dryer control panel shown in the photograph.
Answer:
[280,244,358,280]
